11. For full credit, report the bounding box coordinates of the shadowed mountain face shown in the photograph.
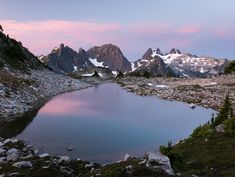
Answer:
[0,31,44,72]
[40,44,93,73]
[132,48,175,77]
[87,44,132,72]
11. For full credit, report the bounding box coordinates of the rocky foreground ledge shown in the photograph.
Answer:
[0,138,174,177]
[117,75,235,111]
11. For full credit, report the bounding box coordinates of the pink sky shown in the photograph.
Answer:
[0,20,233,59]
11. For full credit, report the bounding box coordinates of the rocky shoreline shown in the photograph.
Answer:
[116,75,235,111]
[0,68,108,121]
[0,137,174,177]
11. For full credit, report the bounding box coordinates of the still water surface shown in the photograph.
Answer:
[16,83,215,163]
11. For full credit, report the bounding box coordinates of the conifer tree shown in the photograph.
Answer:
[214,93,233,126]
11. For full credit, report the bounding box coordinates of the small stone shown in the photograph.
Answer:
[9,172,19,176]
[90,167,94,173]
[12,161,32,168]
[192,175,199,177]
[7,148,18,155]
[59,156,70,163]
[42,166,49,169]
[0,157,6,164]
[3,139,11,145]
[22,154,33,159]
[126,165,133,174]
[10,139,18,143]
[0,148,5,155]
[66,147,75,151]
[215,124,225,133]
[34,149,39,154]
[138,159,147,165]
[39,153,49,158]
[85,162,93,168]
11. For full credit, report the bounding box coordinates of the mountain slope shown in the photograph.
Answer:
[0,32,44,72]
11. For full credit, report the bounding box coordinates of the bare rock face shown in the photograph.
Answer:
[169,48,181,54]
[40,44,93,73]
[87,44,132,72]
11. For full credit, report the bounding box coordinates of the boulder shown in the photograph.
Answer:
[146,151,175,176]
[12,161,32,168]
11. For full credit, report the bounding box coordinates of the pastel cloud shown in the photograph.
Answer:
[178,26,201,34]
[214,28,234,39]
[0,20,234,59]
[0,20,122,54]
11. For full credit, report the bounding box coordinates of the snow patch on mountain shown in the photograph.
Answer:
[89,58,105,67]
[131,62,142,71]
[73,66,78,72]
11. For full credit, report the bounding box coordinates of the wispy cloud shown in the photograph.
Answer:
[0,20,234,59]
[178,26,201,34]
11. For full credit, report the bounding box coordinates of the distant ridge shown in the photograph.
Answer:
[40,44,229,77]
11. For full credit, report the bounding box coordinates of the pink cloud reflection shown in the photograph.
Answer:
[39,96,101,117]
[39,99,86,116]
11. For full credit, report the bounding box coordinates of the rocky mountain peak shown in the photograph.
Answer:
[142,48,153,60]
[87,44,131,72]
[155,48,163,55]
[78,47,86,54]
[59,43,65,49]
[169,48,181,54]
